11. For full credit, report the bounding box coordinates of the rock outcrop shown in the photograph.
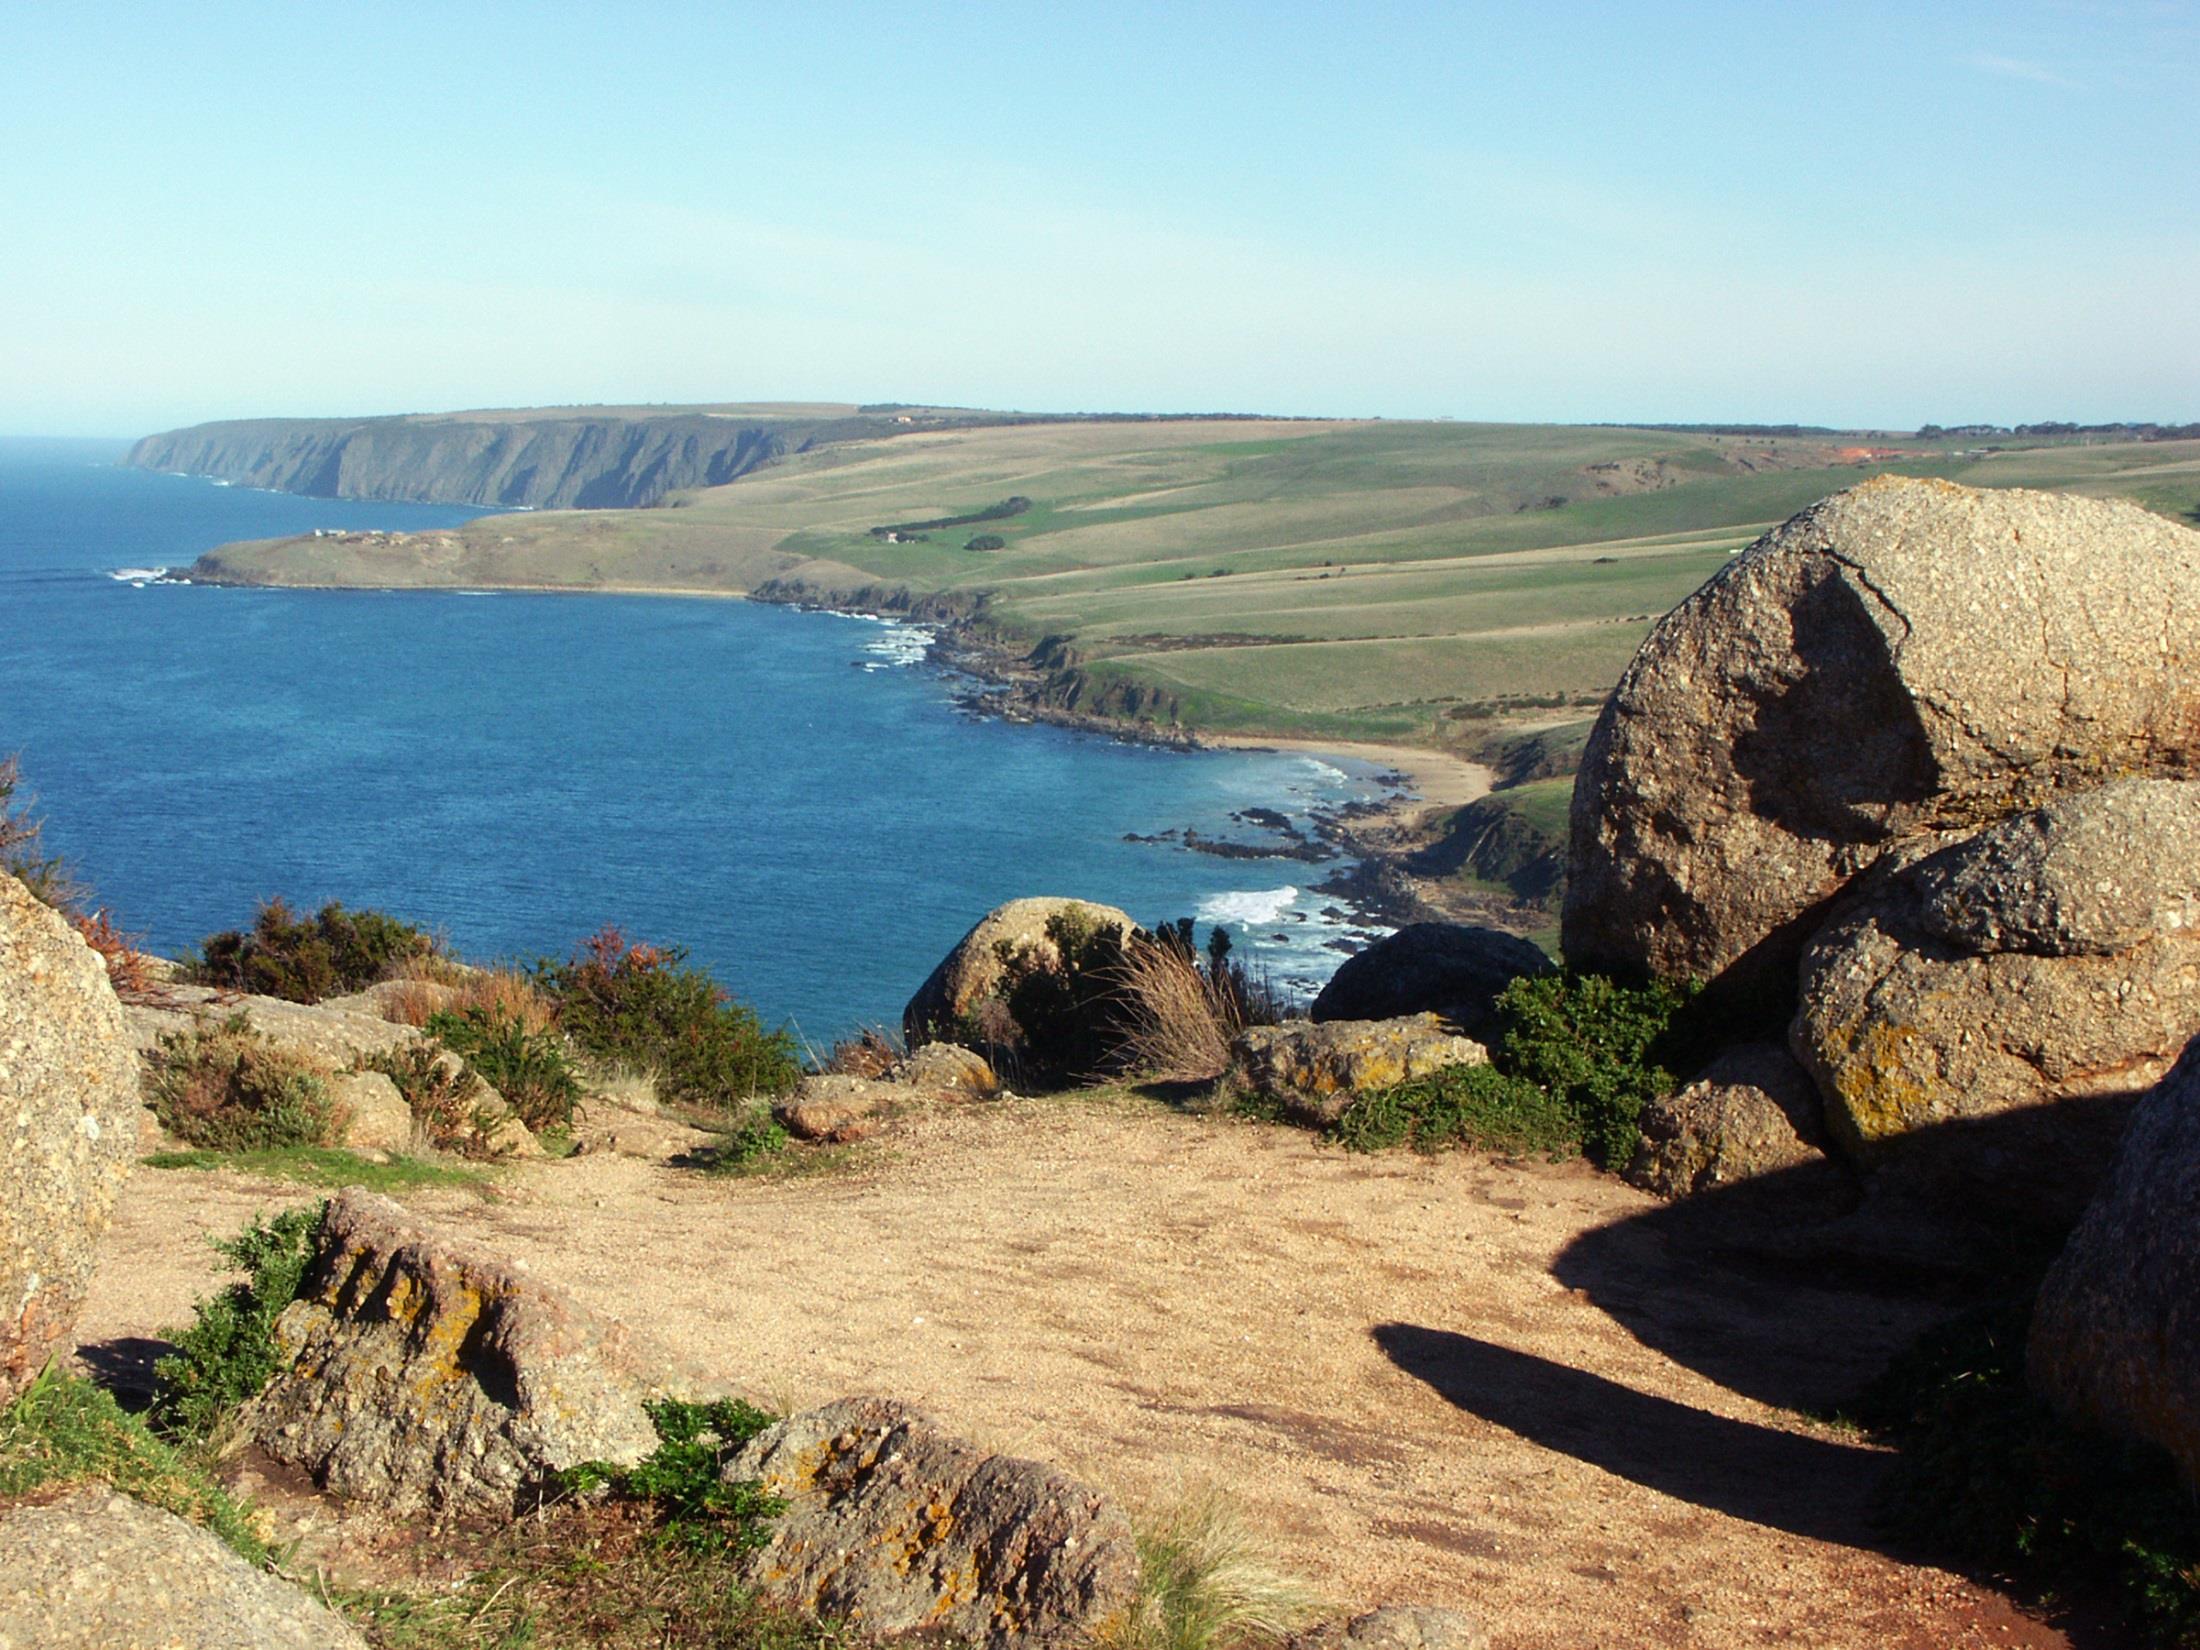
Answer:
[1565,479,2200,1014]
[1628,1041,1834,1198]
[903,897,1135,1075]
[1310,923,1552,1040]
[890,1041,1000,1096]
[2030,1039,2200,1484]
[244,1190,663,1512]
[0,1487,370,1650]
[726,1395,1140,1647]
[123,984,415,1066]
[1,874,140,1401]
[1228,1015,1489,1127]
[774,1075,905,1143]
[1792,781,2200,1220]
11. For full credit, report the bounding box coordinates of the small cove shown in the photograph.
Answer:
[0,439,1394,1040]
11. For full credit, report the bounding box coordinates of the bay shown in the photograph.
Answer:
[0,438,1392,1042]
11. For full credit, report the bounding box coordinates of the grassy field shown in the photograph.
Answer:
[197,419,2200,751]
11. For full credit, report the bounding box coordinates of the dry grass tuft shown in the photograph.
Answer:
[1118,1491,1321,1650]
[821,1026,903,1078]
[442,968,559,1036]
[1107,935,1283,1084]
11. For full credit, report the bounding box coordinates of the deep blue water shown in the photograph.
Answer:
[0,438,1393,1041]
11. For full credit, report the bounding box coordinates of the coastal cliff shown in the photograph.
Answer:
[125,408,924,510]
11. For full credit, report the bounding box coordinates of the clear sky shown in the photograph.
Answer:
[4,1,2194,435]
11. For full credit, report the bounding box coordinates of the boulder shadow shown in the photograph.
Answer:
[1373,1322,1897,1551]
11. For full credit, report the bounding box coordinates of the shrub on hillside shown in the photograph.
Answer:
[367,1041,515,1158]
[151,1205,321,1442]
[425,1003,581,1135]
[187,896,436,1003]
[0,753,83,911]
[536,926,799,1110]
[142,1014,350,1151]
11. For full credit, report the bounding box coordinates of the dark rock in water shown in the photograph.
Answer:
[1565,478,2200,1018]
[1791,780,2200,1225]
[0,873,139,1403]
[1310,922,1552,1041]
[0,1487,369,1649]
[725,1395,1140,1647]
[2031,1038,2200,1487]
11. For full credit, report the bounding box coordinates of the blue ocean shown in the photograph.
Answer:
[0,438,1394,1042]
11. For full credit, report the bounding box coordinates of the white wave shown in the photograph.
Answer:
[1197,886,1301,928]
[861,623,933,667]
[1294,757,1350,786]
[109,567,168,583]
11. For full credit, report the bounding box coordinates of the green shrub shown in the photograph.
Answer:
[0,1369,269,1561]
[427,1003,583,1135]
[565,1397,784,1555]
[187,896,436,1002]
[536,927,799,1111]
[1495,970,1701,1166]
[1334,1063,1579,1157]
[151,1205,321,1441]
[142,1014,350,1151]
[1854,1297,2200,1645]
[692,1107,792,1174]
[367,1041,515,1158]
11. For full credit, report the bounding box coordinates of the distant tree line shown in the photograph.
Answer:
[1916,421,2200,442]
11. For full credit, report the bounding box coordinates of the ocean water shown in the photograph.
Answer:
[0,438,1397,1041]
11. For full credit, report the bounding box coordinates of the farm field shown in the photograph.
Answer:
[197,419,2200,749]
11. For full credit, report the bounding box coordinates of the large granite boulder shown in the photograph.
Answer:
[123,983,416,1065]
[0,1486,370,1649]
[1628,1041,1833,1198]
[244,1190,664,1512]
[2030,1039,2200,1485]
[1228,1015,1489,1127]
[0,874,140,1401]
[1792,780,2200,1221]
[1565,480,2200,1014]
[726,1395,1140,1647]
[1309,923,1552,1040]
[902,897,1136,1078]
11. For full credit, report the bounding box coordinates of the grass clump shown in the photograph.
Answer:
[150,1205,320,1442]
[142,1145,485,1193]
[565,1397,785,1555]
[426,1002,582,1135]
[186,896,437,1003]
[142,1013,351,1151]
[537,926,799,1112]
[0,1368,269,1561]
[1118,1492,1318,1650]
[1330,970,1698,1167]
[1854,1298,2200,1645]
[1111,921,1282,1085]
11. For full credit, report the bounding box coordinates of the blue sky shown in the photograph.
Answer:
[3,1,2194,433]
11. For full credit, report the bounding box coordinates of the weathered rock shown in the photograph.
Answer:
[902,897,1136,1074]
[1310,923,1552,1040]
[1290,1605,1489,1650]
[1228,1015,1489,1127]
[0,1486,369,1650]
[2031,1039,2200,1485]
[890,1040,1000,1096]
[726,1395,1140,1647]
[1792,781,2200,1221]
[1,874,140,1402]
[1629,1041,1832,1197]
[330,1069,414,1153]
[773,1075,902,1143]
[1566,479,2200,1013]
[244,1189,663,1512]
[124,984,416,1066]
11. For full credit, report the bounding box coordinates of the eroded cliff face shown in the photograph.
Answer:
[127,412,878,509]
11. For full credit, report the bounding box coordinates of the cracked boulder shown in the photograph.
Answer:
[1791,780,2200,1223]
[243,1190,666,1513]
[725,1395,1140,1647]
[1565,478,2200,1015]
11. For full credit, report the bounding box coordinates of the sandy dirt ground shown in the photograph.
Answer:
[76,1095,2077,1650]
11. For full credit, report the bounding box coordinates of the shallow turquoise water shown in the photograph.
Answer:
[0,439,1393,1039]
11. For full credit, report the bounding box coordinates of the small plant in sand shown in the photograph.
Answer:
[1118,1491,1319,1650]
[142,1013,350,1151]
[186,896,438,1003]
[819,1026,902,1078]
[564,1397,785,1554]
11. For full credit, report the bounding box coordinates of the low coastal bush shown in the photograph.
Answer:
[367,1041,515,1158]
[142,1013,350,1151]
[1854,1297,2200,1645]
[150,1205,320,1442]
[0,1368,270,1562]
[186,896,437,1002]
[1332,970,1699,1167]
[537,926,799,1110]
[564,1397,785,1555]
[426,1002,582,1135]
